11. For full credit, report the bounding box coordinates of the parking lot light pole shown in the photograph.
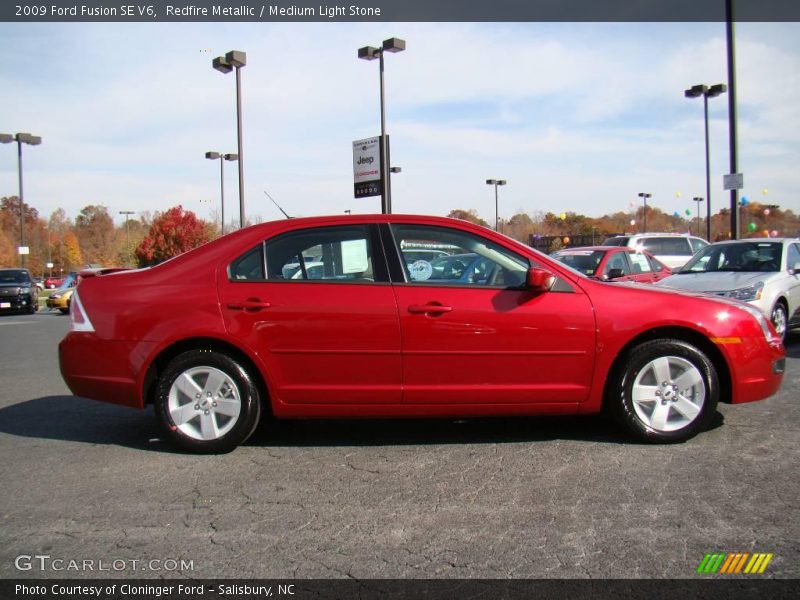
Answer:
[358,37,405,215]
[2,133,42,268]
[685,83,726,241]
[212,50,247,228]
[205,152,239,235]
[486,179,507,232]
[693,197,704,236]
[638,192,651,233]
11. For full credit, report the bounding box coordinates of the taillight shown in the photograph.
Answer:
[69,289,95,332]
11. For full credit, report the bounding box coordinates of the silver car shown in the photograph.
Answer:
[657,238,800,340]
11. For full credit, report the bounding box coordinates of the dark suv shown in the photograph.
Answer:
[0,268,39,314]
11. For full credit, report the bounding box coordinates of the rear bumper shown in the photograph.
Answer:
[59,333,154,409]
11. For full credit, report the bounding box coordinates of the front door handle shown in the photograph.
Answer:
[408,303,453,315]
[227,298,272,311]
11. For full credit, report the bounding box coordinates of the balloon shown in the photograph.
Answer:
[763,230,770,237]
[560,212,567,220]
[562,237,570,245]
[748,222,756,232]
[673,211,680,217]
[771,230,778,237]
[534,234,541,240]
[762,188,769,195]
[764,208,770,216]
[629,201,636,208]
[675,191,682,198]
[630,219,636,226]
[740,196,749,206]
[685,208,691,216]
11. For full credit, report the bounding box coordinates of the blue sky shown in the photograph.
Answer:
[1,21,798,228]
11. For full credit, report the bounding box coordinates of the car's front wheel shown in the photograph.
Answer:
[609,339,718,443]
[154,349,262,453]
[770,301,788,342]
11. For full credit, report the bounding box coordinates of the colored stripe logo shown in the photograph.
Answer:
[696,552,773,574]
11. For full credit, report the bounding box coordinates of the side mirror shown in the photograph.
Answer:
[526,267,556,293]
[790,262,800,275]
[604,268,625,280]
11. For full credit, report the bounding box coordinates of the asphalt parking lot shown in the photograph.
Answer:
[0,310,798,579]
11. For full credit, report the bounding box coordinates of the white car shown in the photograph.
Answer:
[657,238,800,340]
[602,233,708,269]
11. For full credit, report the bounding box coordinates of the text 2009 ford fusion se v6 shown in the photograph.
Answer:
[59,215,785,453]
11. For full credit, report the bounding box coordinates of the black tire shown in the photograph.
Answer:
[154,349,262,453]
[770,301,788,342]
[609,339,718,443]
[58,307,69,314]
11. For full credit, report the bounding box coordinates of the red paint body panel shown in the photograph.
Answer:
[58,214,785,424]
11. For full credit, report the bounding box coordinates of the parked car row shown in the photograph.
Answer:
[58,215,786,454]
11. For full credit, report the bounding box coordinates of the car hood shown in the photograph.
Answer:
[657,271,772,292]
[0,284,26,292]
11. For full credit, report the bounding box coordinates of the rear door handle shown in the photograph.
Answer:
[227,299,272,311]
[408,303,453,315]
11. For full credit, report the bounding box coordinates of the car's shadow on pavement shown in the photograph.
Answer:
[0,395,725,452]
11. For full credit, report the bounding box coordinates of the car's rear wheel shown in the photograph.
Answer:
[154,349,262,453]
[609,339,718,443]
[770,301,788,342]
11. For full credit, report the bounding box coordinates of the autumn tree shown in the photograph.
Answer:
[447,209,490,228]
[75,205,115,266]
[135,205,212,267]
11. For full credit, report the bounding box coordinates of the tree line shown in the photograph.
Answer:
[2,195,798,276]
[450,203,800,252]
[0,196,217,275]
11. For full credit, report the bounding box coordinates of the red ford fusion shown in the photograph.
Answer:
[59,215,785,453]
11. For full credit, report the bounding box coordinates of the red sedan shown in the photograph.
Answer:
[551,246,672,283]
[59,215,785,453]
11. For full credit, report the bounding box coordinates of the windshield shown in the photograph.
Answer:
[680,242,782,274]
[0,270,31,285]
[58,273,78,289]
[551,250,604,276]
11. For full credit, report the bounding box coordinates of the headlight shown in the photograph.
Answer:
[725,281,764,302]
[736,303,777,343]
[19,287,31,294]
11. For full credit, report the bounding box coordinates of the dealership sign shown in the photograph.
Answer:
[352,136,382,198]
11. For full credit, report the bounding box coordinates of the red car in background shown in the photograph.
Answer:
[551,246,672,283]
[44,275,65,289]
[58,215,785,453]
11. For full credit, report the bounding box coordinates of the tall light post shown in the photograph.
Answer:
[692,197,704,236]
[486,179,507,232]
[212,50,247,228]
[1,132,42,267]
[638,192,651,233]
[685,83,726,241]
[358,37,406,214]
[119,210,134,266]
[205,151,238,235]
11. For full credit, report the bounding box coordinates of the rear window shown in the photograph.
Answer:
[602,237,629,247]
[640,237,692,256]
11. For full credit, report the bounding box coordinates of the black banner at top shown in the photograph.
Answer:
[3,0,800,22]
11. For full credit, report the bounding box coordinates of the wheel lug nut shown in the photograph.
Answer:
[195,393,201,399]
[212,401,217,407]
[204,410,210,415]
[194,404,200,410]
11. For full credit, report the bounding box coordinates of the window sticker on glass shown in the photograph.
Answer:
[409,260,433,281]
[340,239,369,274]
